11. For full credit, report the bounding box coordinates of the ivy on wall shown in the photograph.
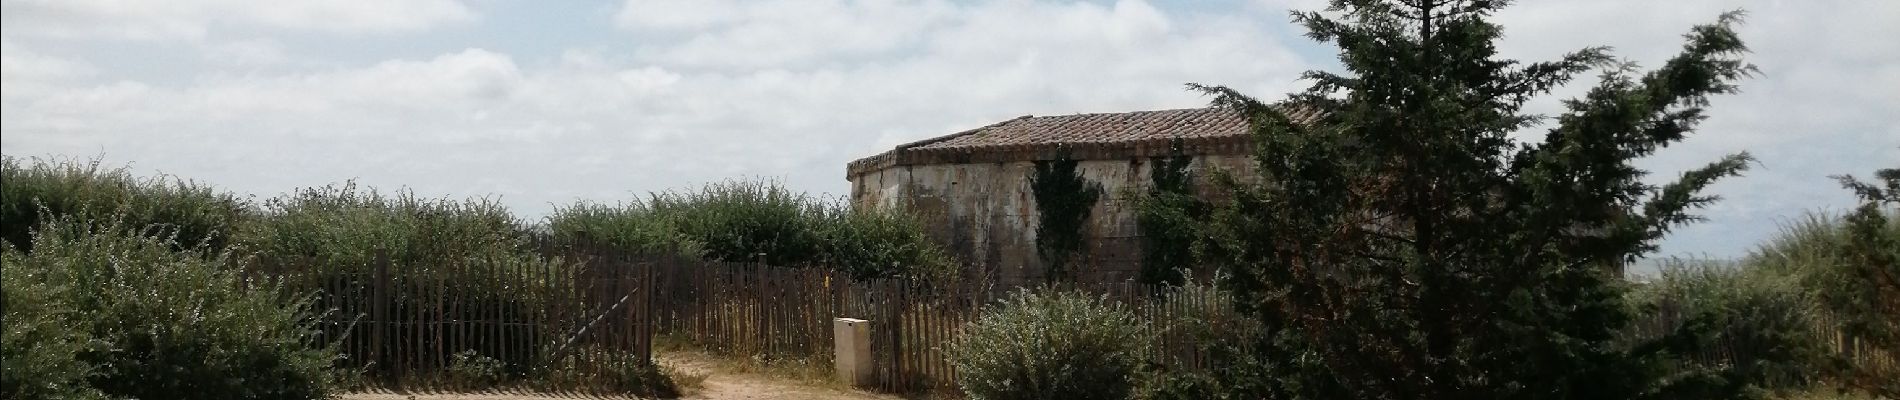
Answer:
[1134,152,1207,286]
[1031,150,1103,283]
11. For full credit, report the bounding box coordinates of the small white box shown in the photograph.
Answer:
[833,318,873,386]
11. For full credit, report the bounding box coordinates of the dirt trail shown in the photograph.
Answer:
[660,351,898,400]
[337,351,898,400]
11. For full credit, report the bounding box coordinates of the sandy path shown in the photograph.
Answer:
[660,351,898,400]
[337,351,899,400]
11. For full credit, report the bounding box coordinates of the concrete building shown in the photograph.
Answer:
[845,107,1322,284]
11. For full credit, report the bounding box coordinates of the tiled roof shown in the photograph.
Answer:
[910,107,1248,150]
[847,106,1322,177]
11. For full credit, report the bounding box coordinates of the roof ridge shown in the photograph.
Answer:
[1032,106,1212,119]
[893,114,1034,150]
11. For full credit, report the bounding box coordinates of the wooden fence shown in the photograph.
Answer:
[243,248,1893,394]
[244,247,657,388]
[652,258,1896,393]
[647,258,1242,392]
[1630,297,1898,386]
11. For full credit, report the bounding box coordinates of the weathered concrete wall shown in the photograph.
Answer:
[849,154,1254,285]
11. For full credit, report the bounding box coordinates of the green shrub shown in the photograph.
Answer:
[239,182,551,373]
[946,289,1152,400]
[547,200,694,255]
[818,206,954,281]
[549,179,951,280]
[1138,284,1310,400]
[1,250,106,400]
[1631,260,1828,394]
[651,179,827,266]
[5,215,338,400]
[239,181,528,266]
[0,155,247,253]
[446,350,508,390]
[1746,190,1900,395]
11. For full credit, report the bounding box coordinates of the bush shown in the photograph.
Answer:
[239,181,528,266]
[1746,208,1900,395]
[652,179,827,266]
[4,215,338,400]
[0,155,247,253]
[239,182,551,373]
[818,206,954,281]
[1138,284,1287,400]
[1,250,106,400]
[549,179,951,280]
[946,289,1152,400]
[446,350,508,390]
[1630,260,1828,394]
[547,200,694,255]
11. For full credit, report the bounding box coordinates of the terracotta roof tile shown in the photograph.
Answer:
[911,107,1248,151]
[847,105,1324,178]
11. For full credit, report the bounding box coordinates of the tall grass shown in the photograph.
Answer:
[549,179,951,281]
[238,181,530,267]
[1631,258,1828,393]
[1627,209,1900,397]
[0,155,248,253]
[1745,210,1900,396]
[238,182,563,374]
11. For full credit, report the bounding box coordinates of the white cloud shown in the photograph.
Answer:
[0,41,97,83]
[3,0,1306,214]
[1,0,1892,260]
[616,0,959,68]
[0,0,477,40]
[200,39,293,67]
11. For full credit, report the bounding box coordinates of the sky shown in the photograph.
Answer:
[2,0,1895,261]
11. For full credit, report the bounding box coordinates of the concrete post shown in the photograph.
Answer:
[834,318,873,386]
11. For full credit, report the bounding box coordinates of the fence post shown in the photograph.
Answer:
[371,248,390,377]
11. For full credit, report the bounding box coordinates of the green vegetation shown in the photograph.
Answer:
[1627,166,1900,398]
[1031,152,1104,283]
[1,247,106,400]
[241,182,591,377]
[1,215,338,400]
[548,179,952,281]
[0,155,248,253]
[1818,165,1899,397]
[1733,165,1900,397]
[1186,0,1761,398]
[945,289,1152,400]
[1140,284,1273,400]
[1631,260,1827,395]
[240,181,532,268]
[0,5,1884,392]
[1134,151,1206,286]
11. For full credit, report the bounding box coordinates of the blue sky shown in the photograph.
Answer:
[3,0,1895,262]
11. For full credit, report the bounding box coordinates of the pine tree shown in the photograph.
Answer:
[1190,0,1757,397]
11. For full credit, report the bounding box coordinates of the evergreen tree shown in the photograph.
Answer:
[1824,163,1899,396]
[1191,0,1757,397]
